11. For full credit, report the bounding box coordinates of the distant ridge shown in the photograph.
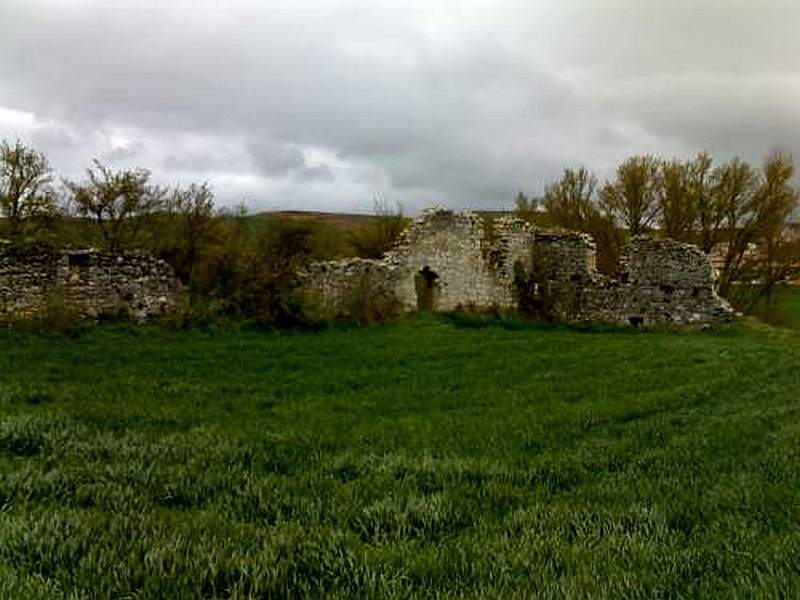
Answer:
[254,209,515,226]
[252,210,377,230]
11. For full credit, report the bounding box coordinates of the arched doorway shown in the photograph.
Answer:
[414,266,439,311]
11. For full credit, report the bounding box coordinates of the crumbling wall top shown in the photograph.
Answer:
[389,206,484,256]
[624,236,714,287]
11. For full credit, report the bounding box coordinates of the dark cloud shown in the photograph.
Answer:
[0,1,798,212]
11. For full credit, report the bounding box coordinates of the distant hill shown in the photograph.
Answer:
[251,211,378,231]
[253,209,515,227]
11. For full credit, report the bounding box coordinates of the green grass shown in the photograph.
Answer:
[0,316,798,598]
[752,284,800,330]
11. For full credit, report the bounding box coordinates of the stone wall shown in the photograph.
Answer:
[301,257,396,317]
[383,208,498,311]
[488,217,536,307]
[301,207,732,326]
[579,237,730,326]
[0,243,184,322]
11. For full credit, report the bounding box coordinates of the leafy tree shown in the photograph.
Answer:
[238,218,319,322]
[659,158,695,244]
[160,182,219,284]
[530,153,800,301]
[542,167,597,231]
[584,210,624,275]
[0,139,56,239]
[514,190,556,228]
[533,167,623,274]
[722,153,799,305]
[687,151,718,252]
[709,158,760,295]
[65,160,167,252]
[600,155,660,235]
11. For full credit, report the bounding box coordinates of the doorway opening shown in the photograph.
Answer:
[415,266,439,311]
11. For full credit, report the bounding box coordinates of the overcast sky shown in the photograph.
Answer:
[1,1,798,214]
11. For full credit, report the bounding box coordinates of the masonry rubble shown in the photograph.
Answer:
[300,206,733,326]
[0,242,184,322]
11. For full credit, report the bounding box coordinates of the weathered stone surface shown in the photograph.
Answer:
[384,207,498,311]
[301,207,733,326]
[0,243,184,322]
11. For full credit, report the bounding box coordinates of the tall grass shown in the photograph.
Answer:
[0,317,798,597]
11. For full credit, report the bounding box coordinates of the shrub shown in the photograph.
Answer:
[349,201,408,259]
[30,290,83,337]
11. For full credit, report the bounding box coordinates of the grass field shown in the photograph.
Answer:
[753,284,800,331]
[1,316,799,598]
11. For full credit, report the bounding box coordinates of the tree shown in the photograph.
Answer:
[531,167,623,274]
[584,210,624,275]
[65,160,167,252]
[740,154,799,305]
[161,182,218,284]
[714,154,799,302]
[526,152,799,312]
[236,217,319,322]
[707,157,759,295]
[687,151,718,252]
[600,155,660,235]
[514,190,533,211]
[0,139,56,238]
[542,167,597,231]
[658,159,694,243]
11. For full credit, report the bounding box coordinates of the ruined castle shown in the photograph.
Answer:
[302,207,732,326]
[0,207,732,326]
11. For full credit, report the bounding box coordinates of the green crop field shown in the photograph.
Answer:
[1,316,798,598]
[755,284,800,331]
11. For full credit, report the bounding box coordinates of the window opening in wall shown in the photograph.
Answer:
[415,266,439,311]
[68,253,91,267]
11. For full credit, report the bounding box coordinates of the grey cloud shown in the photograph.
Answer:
[247,140,306,177]
[163,151,242,174]
[1,0,798,212]
[104,141,147,162]
[28,126,79,151]
[292,164,335,183]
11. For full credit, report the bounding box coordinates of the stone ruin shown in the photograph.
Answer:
[0,242,184,323]
[301,207,733,326]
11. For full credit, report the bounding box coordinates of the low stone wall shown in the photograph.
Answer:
[301,207,732,326]
[0,244,184,322]
[531,230,597,282]
[301,258,396,318]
